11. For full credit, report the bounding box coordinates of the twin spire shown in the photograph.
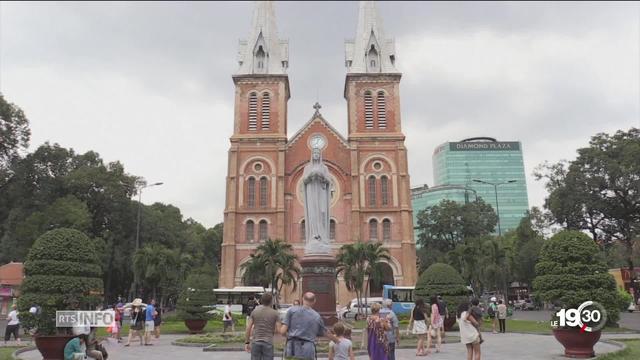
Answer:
[237,0,289,75]
[236,1,398,75]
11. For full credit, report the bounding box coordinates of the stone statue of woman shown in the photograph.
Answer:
[302,147,331,255]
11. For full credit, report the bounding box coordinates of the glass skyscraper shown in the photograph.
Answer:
[428,137,530,234]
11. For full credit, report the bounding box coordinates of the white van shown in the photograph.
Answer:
[339,297,384,320]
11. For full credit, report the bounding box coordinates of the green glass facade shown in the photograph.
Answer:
[431,139,529,234]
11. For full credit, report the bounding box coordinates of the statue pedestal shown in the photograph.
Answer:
[300,255,338,326]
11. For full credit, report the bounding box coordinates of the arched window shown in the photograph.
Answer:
[377,91,386,129]
[330,219,336,240]
[381,175,389,206]
[382,219,391,242]
[369,219,378,241]
[364,91,374,129]
[248,93,258,131]
[247,177,256,208]
[261,92,270,130]
[259,220,268,241]
[368,176,377,207]
[259,177,268,208]
[246,220,255,243]
[300,220,306,241]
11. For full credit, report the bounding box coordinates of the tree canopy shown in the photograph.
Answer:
[0,94,30,177]
[416,198,497,269]
[536,128,640,273]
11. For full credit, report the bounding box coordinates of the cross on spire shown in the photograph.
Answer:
[313,102,322,116]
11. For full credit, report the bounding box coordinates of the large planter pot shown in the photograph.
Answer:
[552,328,601,358]
[34,335,76,360]
[184,319,208,334]
[444,316,456,331]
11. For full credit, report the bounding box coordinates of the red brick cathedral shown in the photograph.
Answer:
[219,1,417,305]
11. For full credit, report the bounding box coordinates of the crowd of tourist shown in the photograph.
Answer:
[241,293,511,360]
[3,291,509,360]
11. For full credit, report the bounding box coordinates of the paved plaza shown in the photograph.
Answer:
[6,310,640,360]
[13,331,633,360]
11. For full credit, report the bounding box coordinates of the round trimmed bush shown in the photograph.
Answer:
[177,273,216,321]
[415,263,469,318]
[533,230,619,325]
[17,228,103,335]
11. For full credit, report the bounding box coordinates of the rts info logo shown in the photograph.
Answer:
[551,301,607,333]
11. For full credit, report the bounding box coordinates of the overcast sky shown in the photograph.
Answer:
[1,1,638,228]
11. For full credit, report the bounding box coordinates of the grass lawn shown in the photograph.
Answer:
[96,318,247,337]
[96,317,635,338]
[596,339,640,359]
[0,347,24,360]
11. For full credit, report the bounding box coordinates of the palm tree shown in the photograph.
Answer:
[133,243,179,300]
[240,239,300,305]
[337,243,366,317]
[336,242,391,319]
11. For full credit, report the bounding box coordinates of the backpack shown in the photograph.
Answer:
[487,304,496,317]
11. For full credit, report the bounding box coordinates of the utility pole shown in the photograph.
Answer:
[472,179,517,299]
[129,180,163,300]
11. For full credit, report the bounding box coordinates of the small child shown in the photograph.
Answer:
[344,326,352,341]
[470,298,484,344]
[329,322,355,360]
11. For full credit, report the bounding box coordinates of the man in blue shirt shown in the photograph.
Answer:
[280,292,340,360]
[144,299,156,345]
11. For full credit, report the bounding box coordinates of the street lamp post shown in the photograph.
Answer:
[472,179,516,237]
[472,178,516,300]
[131,180,163,299]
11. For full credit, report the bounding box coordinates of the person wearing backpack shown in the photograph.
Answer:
[488,297,498,334]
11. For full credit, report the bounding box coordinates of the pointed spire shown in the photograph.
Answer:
[237,1,289,75]
[345,1,398,74]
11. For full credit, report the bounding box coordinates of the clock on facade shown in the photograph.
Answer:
[309,134,326,150]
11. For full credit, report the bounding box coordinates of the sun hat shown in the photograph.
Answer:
[131,298,144,306]
[490,297,497,302]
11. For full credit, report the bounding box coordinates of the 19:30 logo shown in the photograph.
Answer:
[553,301,607,332]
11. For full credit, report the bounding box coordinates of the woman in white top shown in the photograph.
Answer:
[4,304,21,344]
[457,302,481,360]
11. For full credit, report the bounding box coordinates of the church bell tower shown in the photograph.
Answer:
[343,0,418,288]
[220,0,290,288]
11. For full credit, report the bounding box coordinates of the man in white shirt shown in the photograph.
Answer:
[3,304,21,345]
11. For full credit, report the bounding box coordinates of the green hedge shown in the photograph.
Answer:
[617,288,633,311]
[177,273,216,321]
[25,229,101,262]
[24,259,102,278]
[17,228,103,335]
[415,263,469,317]
[533,230,619,326]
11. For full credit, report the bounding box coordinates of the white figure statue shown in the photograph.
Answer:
[302,144,331,255]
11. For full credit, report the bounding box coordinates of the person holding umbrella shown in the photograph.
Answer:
[124,298,146,347]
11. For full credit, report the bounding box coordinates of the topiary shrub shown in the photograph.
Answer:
[533,230,619,326]
[17,228,103,335]
[617,288,633,311]
[415,263,469,319]
[177,273,216,321]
